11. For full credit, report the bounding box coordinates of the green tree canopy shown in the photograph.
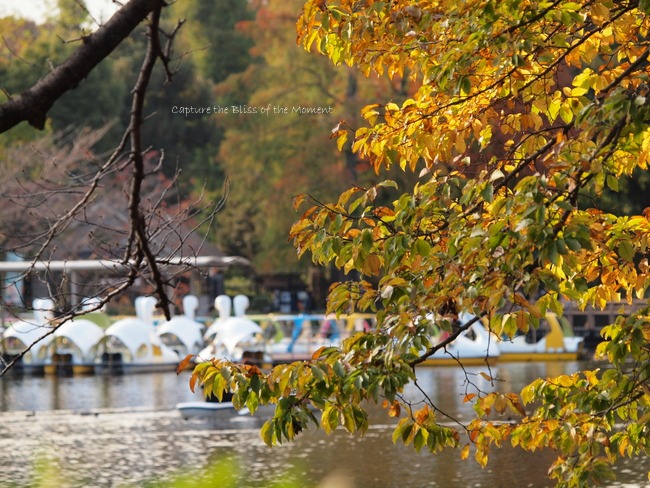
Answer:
[172,0,256,84]
[192,1,650,486]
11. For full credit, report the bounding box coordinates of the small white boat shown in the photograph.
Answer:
[492,312,584,361]
[1,298,56,375]
[94,296,180,374]
[418,312,501,366]
[176,400,250,420]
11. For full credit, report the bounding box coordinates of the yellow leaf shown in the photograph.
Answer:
[479,372,493,382]
[385,102,399,112]
[455,134,467,153]
[556,374,575,387]
[571,86,588,97]
[590,2,610,26]
[559,101,574,123]
[460,444,471,460]
[475,447,489,467]
[336,130,348,151]
[548,95,561,122]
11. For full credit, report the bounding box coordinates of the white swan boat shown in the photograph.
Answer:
[196,294,269,366]
[44,318,104,375]
[156,295,205,363]
[181,295,269,418]
[94,296,180,374]
[42,297,106,375]
[1,298,56,375]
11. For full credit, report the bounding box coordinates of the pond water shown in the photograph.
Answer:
[0,362,648,488]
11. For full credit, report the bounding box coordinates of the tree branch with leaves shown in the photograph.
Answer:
[192,1,650,486]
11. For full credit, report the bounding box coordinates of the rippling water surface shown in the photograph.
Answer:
[0,363,648,488]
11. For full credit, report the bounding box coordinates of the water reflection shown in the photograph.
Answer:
[0,363,647,488]
[0,372,203,412]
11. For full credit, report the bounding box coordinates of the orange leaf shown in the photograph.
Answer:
[292,193,308,210]
[312,346,327,360]
[244,364,263,377]
[469,429,479,442]
[513,293,543,318]
[516,311,528,332]
[176,354,194,375]
[373,206,395,218]
[388,400,401,418]
[362,254,382,276]
[463,393,477,403]
[415,405,430,424]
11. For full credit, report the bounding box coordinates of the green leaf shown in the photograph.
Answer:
[414,238,431,257]
[341,405,356,432]
[617,240,635,262]
[480,183,494,203]
[333,360,346,378]
[565,237,582,252]
[246,391,260,413]
[260,420,274,447]
[606,174,619,192]
[413,427,428,452]
[640,0,650,14]
[310,364,328,384]
[460,76,471,96]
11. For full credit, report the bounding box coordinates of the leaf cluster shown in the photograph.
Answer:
[192,1,650,485]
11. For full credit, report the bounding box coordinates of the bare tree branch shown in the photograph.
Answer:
[0,0,165,133]
[0,0,235,376]
[124,3,177,319]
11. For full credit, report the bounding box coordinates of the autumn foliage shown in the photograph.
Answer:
[192,2,650,486]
